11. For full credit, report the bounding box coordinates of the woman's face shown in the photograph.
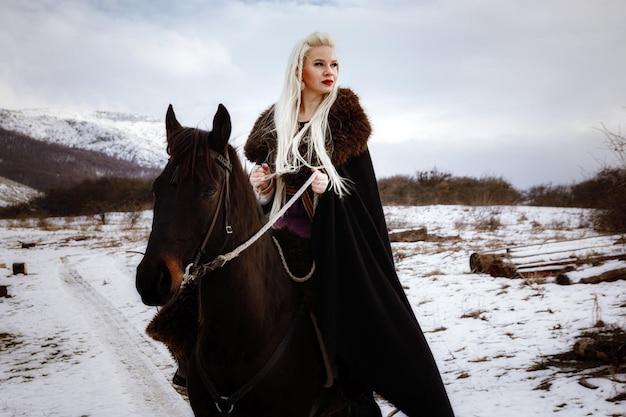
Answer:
[301,45,338,96]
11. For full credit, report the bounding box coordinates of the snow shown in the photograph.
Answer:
[0,177,41,207]
[1,205,625,417]
[0,108,168,169]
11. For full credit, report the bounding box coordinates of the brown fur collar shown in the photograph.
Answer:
[244,88,371,169]
[146,280,198,369]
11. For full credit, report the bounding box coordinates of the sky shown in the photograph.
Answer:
[1,0,625,189]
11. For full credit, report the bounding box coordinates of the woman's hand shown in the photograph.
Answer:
[250,163,273,194]
[311,167,329,194]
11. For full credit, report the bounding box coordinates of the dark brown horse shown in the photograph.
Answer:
[135,105,350,417]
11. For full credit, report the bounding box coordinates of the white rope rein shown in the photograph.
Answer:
[184,171,318,282]
[271,235,316,282]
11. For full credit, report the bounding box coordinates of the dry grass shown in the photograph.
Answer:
[460,309,488,321]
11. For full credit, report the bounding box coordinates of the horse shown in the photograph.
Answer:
[135,104,352,417]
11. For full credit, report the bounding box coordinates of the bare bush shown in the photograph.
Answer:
[588,122,626,232]
[472,207,503,232]
[589,168,626,232]
[596,123,626,165]
[0,177,153,219]
[124,211,143,229]
[378,168,521,206]
[525,184,575,207]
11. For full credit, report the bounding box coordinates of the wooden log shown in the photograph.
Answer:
[469,253,521,278]
[12,263,27,275]
[21,242,36,249]
[472,235,625,262]
[389,227,428,242]
[469,253,501,274]
[470,234,626,279]
[485,235,625,259]
[578,268,626,284]
[488,260,519,279]
[516,264,576,278]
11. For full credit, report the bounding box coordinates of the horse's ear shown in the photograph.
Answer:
[211,104,232,152]
[166,104,183,135]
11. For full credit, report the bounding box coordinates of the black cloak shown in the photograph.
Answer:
[245,88,455,417]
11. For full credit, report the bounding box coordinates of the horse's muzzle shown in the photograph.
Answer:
[136,258,180,306]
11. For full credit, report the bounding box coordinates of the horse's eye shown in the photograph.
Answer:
[202,188,216,198]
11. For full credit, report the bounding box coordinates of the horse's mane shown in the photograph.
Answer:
[166,127,216,184]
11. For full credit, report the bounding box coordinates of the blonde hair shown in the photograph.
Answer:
[270,32,350,216]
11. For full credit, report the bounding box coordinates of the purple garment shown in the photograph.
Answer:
[273,194,312,238]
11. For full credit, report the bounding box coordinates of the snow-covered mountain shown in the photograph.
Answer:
[0,176,41,207]
[0,108,168,169]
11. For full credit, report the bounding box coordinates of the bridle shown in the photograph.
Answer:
[177,148,322,416]
[182,157,318,285]
[182,148,234,281]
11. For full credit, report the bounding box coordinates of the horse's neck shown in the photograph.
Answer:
[200,233,293,344]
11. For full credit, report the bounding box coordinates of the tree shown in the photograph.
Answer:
[591,121,626,232]
[596,123,626,166]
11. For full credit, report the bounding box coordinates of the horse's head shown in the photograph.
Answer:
[136,104,233,306]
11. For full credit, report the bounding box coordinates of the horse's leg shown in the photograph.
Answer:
[346,394,382,417]
[329,359,382,417]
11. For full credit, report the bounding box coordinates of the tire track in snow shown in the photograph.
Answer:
[60,256,192,417]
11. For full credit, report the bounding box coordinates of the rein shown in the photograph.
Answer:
[183,169,318,283]
[183,152,320,415]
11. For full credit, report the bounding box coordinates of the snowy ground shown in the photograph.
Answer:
[1,205,625,417]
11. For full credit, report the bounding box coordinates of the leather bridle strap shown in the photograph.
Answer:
[184,170,319,282]
[189,149,233,270]
[194,304,307,416]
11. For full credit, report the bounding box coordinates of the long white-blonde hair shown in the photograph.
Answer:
[270,31,350,216]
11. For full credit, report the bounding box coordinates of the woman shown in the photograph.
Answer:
[245,32,455,417]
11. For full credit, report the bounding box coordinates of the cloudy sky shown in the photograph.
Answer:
[2,0,625,189]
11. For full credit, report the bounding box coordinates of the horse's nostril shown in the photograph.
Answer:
[157,263,172,297]
[136,261,175,306]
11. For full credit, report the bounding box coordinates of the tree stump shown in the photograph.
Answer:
[573,330,626,363]
[12,263,27,275]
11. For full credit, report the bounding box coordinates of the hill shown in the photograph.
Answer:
[0,176,41,207]
[0,108,167,198]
